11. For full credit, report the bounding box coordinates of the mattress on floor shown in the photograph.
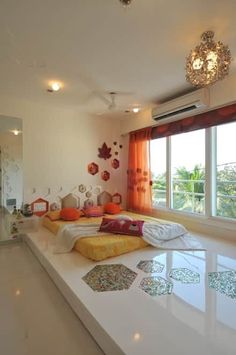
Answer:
[42,215,104,235]
[74,235,147,261]
[42,211,164,261]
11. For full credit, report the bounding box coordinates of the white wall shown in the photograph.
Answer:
[0,95,126,208]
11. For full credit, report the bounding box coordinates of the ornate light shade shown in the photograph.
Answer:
[186,31,232,87]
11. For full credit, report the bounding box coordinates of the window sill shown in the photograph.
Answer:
[151,207,236,241]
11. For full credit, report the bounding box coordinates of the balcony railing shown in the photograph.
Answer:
[152,177,236,217]
[152,178,205,213]
[172,178,205,213]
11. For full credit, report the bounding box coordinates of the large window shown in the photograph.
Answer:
[150,122,236,220]
[171,129,205,214]
[151,137,166,208]
[216,122,236,218]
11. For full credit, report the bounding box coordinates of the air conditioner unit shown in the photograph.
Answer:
[152,88,210,123]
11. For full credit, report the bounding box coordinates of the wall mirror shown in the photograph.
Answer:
[0,115,23,241]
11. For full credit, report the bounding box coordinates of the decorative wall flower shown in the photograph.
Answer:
[98,143,112,160]
[101,170,110,181]
[86,191,92,198]
[88,162,99,175]
[111,159,120,169]
[79,184,87,192]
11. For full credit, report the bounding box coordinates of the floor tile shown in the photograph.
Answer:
[0,243,104,355]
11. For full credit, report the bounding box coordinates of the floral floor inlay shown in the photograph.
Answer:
[169,268,200,284]
[82,264,137,292]
[137,260,164,273]
[140,276,173,296]
[208,271,236,299]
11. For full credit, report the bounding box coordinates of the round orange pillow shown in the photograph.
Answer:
[60,208,80,221]
[104,202,121,214]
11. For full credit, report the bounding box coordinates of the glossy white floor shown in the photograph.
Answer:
[0,242,104,355]
[24,226,236,355]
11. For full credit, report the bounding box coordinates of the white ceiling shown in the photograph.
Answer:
[0,0,236,117]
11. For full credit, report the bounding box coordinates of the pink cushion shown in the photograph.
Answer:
[99,218,144,236]
[83,206,104,217]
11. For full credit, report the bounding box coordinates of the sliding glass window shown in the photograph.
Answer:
[150,137,167,208]
[171,129,205,214]
[150,121,236,220]
[216,122,236,219]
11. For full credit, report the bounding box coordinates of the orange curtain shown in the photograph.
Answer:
[127,127,152,213]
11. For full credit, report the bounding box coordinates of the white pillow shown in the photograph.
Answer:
[115,214,133,221]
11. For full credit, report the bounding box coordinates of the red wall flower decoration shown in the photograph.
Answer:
[101,170,110,181]
[88,162,99,175]
[111,159,120,169]
[98,143,112,160]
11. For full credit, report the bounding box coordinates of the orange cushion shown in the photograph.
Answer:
[60,208,80,221]
[46,210,61,221]
[104,202,121,214]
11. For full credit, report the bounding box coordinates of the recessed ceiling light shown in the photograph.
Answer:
[51,82,61,91]
[132,107,140,113]
[133,332,141,341]
[11,129,21,136]
[47,81,62,92]
[15,289,21,296]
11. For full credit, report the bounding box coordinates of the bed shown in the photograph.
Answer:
[42,211,165,261]
[42,189,200,260]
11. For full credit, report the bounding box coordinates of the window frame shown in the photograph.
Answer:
[150,137,168,209]
[151,125,236,225]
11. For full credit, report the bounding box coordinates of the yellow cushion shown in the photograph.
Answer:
[45,210,61,221]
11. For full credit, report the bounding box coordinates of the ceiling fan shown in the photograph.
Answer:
[107,92,117,110]
[93,91,134,114]
[93,92,119,115]
[95,91,142,116]
[77,87,136,115]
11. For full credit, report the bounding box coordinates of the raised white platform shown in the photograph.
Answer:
[25,227,236,355]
